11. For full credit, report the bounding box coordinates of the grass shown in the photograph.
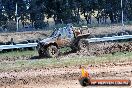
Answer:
[0,50,38,58]
[0,47,70,58]
[0,50,132,72]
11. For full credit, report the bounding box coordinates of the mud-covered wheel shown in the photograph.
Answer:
[38,49,46,57]
[38,50,43,57]
[46,45,59,58]
[79,77,91,87]
[78,39,88,50]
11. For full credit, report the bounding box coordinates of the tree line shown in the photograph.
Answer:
[0,0,132,29]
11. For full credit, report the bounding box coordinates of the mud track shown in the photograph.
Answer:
[0,26,132,88]
[0,60,131,88]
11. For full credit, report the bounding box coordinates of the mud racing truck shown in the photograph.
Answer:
[37,24,90,58]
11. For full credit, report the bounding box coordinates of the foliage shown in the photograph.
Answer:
[0,0,132,30]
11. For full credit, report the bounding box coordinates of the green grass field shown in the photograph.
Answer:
[0,50,38,58]
[0,50,132,72]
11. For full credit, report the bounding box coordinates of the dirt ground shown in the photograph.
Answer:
[0,31,50,43]
[0,25,132,88]
[0,59,131,88]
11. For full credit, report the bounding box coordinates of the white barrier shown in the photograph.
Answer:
[0,43,38,51]
[1,35,132,51]
[86,35,132,43]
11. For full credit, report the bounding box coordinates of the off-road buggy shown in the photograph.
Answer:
[37,24,90,58]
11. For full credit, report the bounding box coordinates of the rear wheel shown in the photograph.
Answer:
[38,50,43,57]
[38,49,47,57]
[46,45,59,58]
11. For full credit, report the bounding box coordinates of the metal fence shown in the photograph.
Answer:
[1,35,132,51]
[87,35,132,43]
[0,43,38,51]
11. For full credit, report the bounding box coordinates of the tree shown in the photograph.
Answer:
[29,0,46,29]
[0,0,7,26]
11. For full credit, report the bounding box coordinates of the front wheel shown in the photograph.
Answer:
[46,45,59,58]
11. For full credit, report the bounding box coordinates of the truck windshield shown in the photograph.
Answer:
[50,27,74,38]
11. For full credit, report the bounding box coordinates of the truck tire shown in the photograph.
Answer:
[46,45,59,58]
[78,39,88,50]
[38,49,46,57]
